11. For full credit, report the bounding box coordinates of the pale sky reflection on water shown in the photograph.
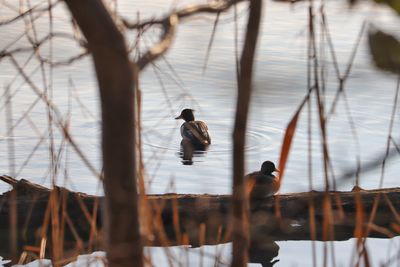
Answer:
[1,1,400,265]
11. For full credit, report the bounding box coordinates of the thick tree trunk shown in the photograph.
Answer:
[231,0,262,266]
[62,1,143,266]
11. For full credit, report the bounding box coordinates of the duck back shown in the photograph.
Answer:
[181,121,211,146]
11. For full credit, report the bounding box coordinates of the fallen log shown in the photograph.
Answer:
[0,175,399,259]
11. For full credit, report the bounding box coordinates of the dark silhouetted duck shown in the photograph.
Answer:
[175,108,211,149]
[247,161,280,199]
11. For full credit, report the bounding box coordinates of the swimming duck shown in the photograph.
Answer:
[246,161,280,199]
[175,108,211,148]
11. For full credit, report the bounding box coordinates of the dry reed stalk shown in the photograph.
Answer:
[202,12,220,74]
[383,194,400,223]
[308,5,336,266]
[308,196,317,263]
[150,200,176,266]
[353,75,400,266]
[380,76,400,188]
[321,193,333,242]
[50,189,62,266]
[306,4,316,266]
[353,191,369,267]
[366,223,395,237]
[333,192,345,220]
[355,194,382,266]
[213,226,224,267]
[16,129,47,177]
[134,62,153,246]
[39,237,47,259]
[308,6,331,192]
[63,211,84,250]
[87,197,100,251]
[4,87,40,136]
[22,246,41,254]
[199,223,206,267]
[172,197,182,244]
[275,100,304,218]
[75,195,99,237]
[18,251,28,265]
[354,192,365,242]
[321,10,366,187]
[39,194,52,259]
[233,2,240,80]
[324,13,366,120]
[5,85,18,262]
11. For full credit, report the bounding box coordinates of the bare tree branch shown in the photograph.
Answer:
[136,14,178,71]
[122,0,246,72]
[121,0,244,30]
[41,51,89,67]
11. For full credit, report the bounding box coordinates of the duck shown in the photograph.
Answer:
[246,161,280,199]
[175,108,211,149]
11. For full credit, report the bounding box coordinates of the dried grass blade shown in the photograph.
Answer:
[5,84,17,261]
[333,192,345,220]
[354,191,365,244]
[39,237,47,259]
[383,194,400,223]
[275,94,308,218]
[63,210,84,249]
[366,223,394,238]
[88,197,100,251]
[50,189,62,265]
[172,197,182,244]
[74,194,98,237]
[322,193,333,241]
[308,196,317,267]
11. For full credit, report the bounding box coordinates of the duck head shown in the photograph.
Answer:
[175,108,195,122]
[261,161,280,175]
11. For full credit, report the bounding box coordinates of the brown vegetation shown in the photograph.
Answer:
[2,176,400,261]
[1,0,400,266]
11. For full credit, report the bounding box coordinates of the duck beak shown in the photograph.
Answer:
[175,115,182,120]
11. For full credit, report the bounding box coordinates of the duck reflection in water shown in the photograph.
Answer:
[175,108,211,165]
[249,241,280,267]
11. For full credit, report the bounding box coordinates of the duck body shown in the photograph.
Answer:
[180,121,211,147]
[175,109,211,149]
[247,161,279,199]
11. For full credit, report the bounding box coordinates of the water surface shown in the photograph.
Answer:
[1,0,400,265]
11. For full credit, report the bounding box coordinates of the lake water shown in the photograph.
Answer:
[1,0,400,194]
[1,0,400,265]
